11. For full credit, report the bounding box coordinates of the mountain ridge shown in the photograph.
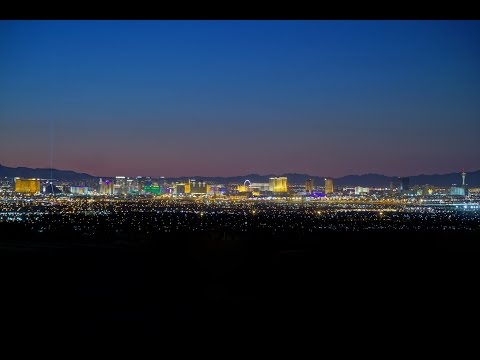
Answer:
[0,164,478,187]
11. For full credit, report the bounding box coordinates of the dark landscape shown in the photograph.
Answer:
[2,208,479,338]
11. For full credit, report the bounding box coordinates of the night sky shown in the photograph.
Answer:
[1,20,479,178]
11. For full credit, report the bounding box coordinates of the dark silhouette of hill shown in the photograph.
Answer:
[1,164,478,187]
[1,223,479,339]
[0,164,96,181]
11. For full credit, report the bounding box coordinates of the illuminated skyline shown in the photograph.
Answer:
[1,20,479,177]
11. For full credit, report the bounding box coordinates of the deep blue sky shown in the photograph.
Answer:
[1,20,479,177]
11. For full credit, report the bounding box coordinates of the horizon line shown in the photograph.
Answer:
[0,163,477,180]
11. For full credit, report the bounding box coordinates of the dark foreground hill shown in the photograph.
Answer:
[1,226,479,340]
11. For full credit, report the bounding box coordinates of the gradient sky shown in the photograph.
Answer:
[1,20,479,177]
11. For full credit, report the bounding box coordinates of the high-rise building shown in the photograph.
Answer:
[305,179,314,193]
[127,178,134,193]
[14,178,41,194]
[135,176,152,193]
[190,180,209,194]
[269,177,288,193]
[400,177,410,192]
[99,178,114,195]
[452,171,469,197]
[325,178,334,194]
[115,176,127,195]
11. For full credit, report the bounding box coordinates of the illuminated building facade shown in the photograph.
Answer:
[99,178,114,195]
[235,182,269,195]
[114,176,127,195]
[14,178,41,194]
[354,186,369,195]
[269,177,288,193]
[208,184,224,195]
[127,178,134,193]
[325,178,334,194]
[70,186,89,195]
[144,185,161,195]
[251,183,270,192]
[190,180,209,194]
[415,185,434,196]
[305,179,314,193]
[136,177,152,193]
[449,186,465,196]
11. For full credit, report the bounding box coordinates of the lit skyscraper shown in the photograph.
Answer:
[135,176,151,193]
[305,178,314,193]
[325,178,334,194]
[126,178,134,193]
[99,178,114,195]
[115,176,127,195]
[269,177,288,193]
[14,178,41,194]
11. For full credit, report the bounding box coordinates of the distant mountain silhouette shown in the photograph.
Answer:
[1,164,478,187]
[0,164,96,181]
[164,171,480,187]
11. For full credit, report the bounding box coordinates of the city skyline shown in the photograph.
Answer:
[0,162,478,181]
[1,20,479,177]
